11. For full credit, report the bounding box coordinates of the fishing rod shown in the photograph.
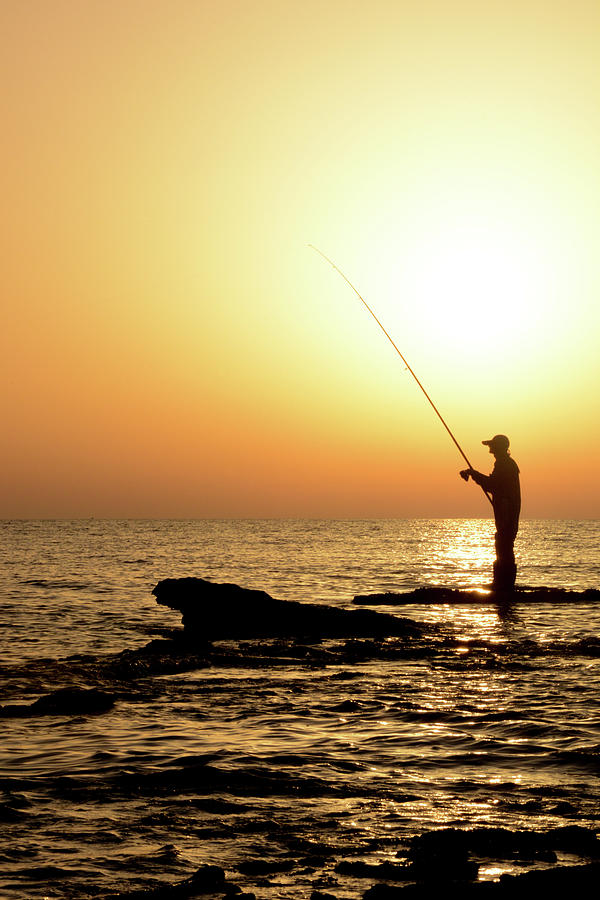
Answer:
[309,244,493,506]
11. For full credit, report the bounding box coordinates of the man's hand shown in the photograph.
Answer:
[460,468,474,482]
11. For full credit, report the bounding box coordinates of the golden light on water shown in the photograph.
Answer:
[442,520,493,575]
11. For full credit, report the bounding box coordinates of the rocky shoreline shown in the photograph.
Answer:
[2,576,599,899]
[5,576,600,717]
[98,825,600,899]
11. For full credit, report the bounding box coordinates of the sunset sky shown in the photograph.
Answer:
[2,0,599,518]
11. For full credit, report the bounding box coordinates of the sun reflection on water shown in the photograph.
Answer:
[421,603,512,642]
[414,518,497,591]
[401,518,526,642]
[442,519,494,580]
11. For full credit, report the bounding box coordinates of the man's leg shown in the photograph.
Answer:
[493,532,516,590]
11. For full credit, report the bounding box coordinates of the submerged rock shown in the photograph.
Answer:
[0,686,115,718]
[406,824,600,861]
[347,827,600,898]
[335,861,414,881]
[153,577,422,641]
[362,861,600,897]
[353,586,600,605]
[101,863,228,898]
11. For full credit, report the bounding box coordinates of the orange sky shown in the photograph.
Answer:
[2,1,599,517]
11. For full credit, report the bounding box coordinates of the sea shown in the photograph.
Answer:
[1,518,599,899]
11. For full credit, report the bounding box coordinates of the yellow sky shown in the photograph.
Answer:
[1,0,599,517]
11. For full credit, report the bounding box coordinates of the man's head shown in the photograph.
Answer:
[482,434,510,456]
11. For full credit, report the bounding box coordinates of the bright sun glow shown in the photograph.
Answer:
[405,220,549,355]
[357,203,566,376]
[2,1,599,516]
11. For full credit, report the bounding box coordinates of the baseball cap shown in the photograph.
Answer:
[482,434,510,451]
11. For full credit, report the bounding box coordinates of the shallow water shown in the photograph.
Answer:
[1,519,599,898]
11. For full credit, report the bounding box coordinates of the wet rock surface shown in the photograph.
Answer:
[0,686,115,717]
[361,861,600,896]
[406,823,600,862]
[153,578,422,641]
[353,586,600,605]
[90,824,600,899]
[101,863,229,897]
[328,825,600,894]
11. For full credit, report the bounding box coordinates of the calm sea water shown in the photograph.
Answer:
[1,519,599,898]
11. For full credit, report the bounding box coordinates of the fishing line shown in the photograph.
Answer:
[309,244,493,506]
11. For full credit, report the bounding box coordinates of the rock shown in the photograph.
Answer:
[545,825,600,855]
[334,861,412,880]
[334,854,479,887]
[354,586,600,605]
[406,825,599,863]
[357,827,600,898]
[362,862,600,896]
[153,578,422,641]
[410,857,479,882]
[0,687,115,718]
[499,861,600,891]
[102,863,227,897]
[362,887,406,899]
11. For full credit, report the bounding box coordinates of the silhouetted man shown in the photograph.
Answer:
[460,434,521,591]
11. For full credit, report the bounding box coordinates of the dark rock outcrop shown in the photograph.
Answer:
[334,860,415,881]
[342,826,600,898]
[405,824,600,862]
[0,686,115,718]
[362,861,600,897]
[354,586,600,605]
[101,863,227,898]
[334,840,478,885]
[153,578,422,641]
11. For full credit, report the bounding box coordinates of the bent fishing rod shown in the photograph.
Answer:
[309,244,493,506]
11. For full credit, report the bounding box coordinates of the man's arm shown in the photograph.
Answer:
[460,468,493,492]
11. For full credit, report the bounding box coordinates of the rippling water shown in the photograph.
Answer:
[1,519,599,898]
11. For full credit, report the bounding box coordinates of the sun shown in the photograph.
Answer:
[398,216,552,362]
